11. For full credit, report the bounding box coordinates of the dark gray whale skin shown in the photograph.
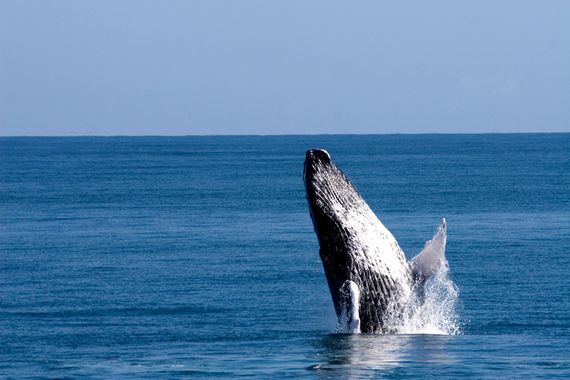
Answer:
[304,149,414,333]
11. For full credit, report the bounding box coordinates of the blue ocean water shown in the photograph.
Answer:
[1,134,569,378]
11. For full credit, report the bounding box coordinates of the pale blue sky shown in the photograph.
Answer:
[1,1,569,136]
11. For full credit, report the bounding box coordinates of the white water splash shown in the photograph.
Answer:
[394,262,460,335]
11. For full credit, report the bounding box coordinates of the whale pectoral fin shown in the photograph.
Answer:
[338,280,361,333]
[410,218,447,281]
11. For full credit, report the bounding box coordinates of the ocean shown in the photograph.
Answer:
[1,134,569,378]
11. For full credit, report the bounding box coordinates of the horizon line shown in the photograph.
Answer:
[1,131,569,138]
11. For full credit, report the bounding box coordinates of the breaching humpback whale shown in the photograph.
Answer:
[304,149,447,334]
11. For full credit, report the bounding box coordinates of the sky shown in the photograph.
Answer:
[0,1,569,136]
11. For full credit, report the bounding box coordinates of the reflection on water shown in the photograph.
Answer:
[310,333,456,378]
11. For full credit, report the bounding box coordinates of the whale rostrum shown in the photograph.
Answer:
[304,149,447,333]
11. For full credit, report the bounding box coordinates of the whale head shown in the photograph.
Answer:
[304,149,359,246]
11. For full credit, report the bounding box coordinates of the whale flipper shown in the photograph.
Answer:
[338,280,361,333]
[410,218,447,282]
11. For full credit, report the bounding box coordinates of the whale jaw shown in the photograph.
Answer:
[304,149,413,333]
